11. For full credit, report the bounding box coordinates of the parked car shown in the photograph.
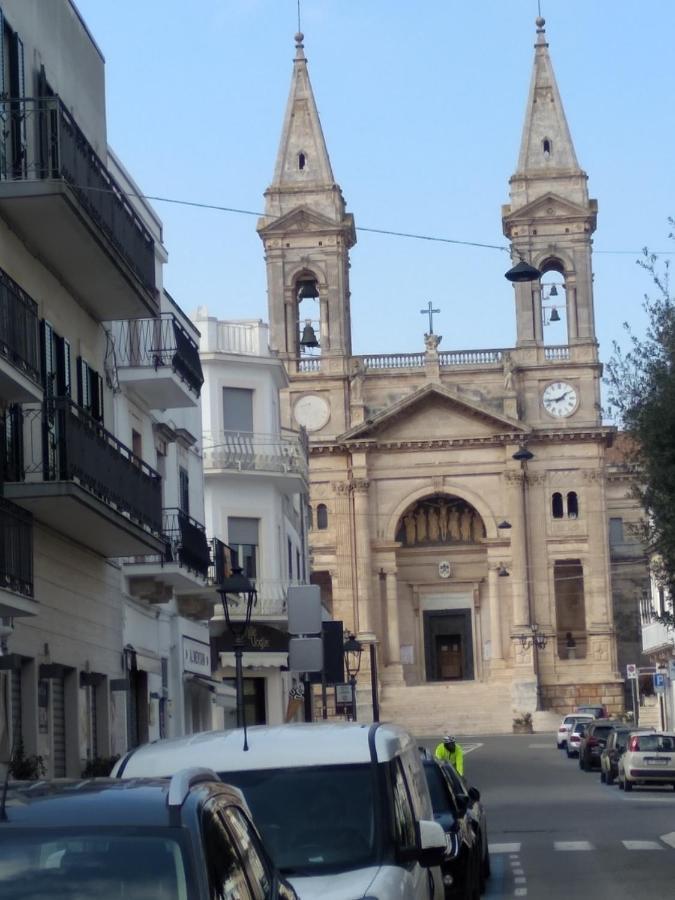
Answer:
[600,727,654,785]
[439,759,490,893]
[566,721,589,758]
[575,704,608,719]
[0,768,299,900]
[579,720,623,770]
[556,713,595,749]
[421,756,482,900]
[618,731,675,792]
[114,724,448,900]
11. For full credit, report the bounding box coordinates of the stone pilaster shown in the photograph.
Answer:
[352,477,374,637]
[488,563,504,661]
[332,480,355,628]
[505,470,530,628]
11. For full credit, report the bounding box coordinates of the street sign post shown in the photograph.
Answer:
[654,673,666,694]
[626,663,637,680]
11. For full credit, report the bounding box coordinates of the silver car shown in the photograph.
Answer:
[618,731,675,791]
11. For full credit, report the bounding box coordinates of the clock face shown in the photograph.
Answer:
[542,382,578,418]
[293,394,331,432]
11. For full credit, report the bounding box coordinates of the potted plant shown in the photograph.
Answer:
[512,711,533,734]
[8,738,46,780]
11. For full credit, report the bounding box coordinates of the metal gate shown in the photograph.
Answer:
[52,676,66,777]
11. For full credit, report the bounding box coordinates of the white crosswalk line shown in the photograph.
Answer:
[528,743,553,748]
[622,840,664,850]
[488,842,521,854]
[554,841,594,851]
[660,832,675,848]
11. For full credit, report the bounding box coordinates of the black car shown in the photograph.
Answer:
[0,768,298,900]
[579,720,624,771]
[442,763,490,892]
[422,756,482,899]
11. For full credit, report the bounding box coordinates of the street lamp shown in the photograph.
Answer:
[343,632,363,722]
[514,623,549,651]
[216,567,257,734]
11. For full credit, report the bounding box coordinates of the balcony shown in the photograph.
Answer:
[0,266,42,403]
[2,398,164,556]
[0,497,37,616]
[0,97,157,319]
[125,508,211,599]
[105,314,203,408]
[203,429,309,492]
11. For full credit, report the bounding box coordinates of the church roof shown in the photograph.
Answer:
[338,382,530,443]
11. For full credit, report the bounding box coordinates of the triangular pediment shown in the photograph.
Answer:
[258,205,348,237]
[505,192,592,223]
[340,383,528,443]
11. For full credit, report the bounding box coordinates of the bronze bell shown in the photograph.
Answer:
[549,307,561,322]
[504,258,541,283]
[300,320,319,348]
[549,284,559,297]
[297,279,319,300]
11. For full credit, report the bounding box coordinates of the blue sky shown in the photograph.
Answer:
[75,0,674,377]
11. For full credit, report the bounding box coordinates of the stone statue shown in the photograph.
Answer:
[403,513,416,545]
[472,512,484,542]
[438,502,449,541]
[428,506,440,542]
[460,508,473,542]
[415,507,428,542]
[503,352,516,392]
[424,333,442,353]
[448,506,461,541]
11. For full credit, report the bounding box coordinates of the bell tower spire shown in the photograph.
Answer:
[258,32,355,369]
[503,17,598,349]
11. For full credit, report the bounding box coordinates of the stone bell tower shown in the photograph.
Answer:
[257,32,356,372]
[502,16,598,351]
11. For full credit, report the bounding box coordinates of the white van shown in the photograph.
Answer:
[113,723,447,900]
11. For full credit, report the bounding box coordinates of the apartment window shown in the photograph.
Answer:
[223,387,253,432]
[131,429,142,461]
[179,466,190,515]
[609,517,624,545]
[317,504,328,530]
[77,357,104,423]
[40,321,71,398]
[228,517,259,579]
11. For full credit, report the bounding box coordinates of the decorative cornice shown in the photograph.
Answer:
[352,478,370,494]
[332,480,351,495]
[504,471,525,486]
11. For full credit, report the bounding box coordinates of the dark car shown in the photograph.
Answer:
[422,756,482,900]
[579,720,623,771]
[0,768,298,900]
[440,759,490,893]
[575,704,608,719]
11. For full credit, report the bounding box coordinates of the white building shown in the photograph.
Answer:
[193,310,310,727]
[641,569,675,731]
[0,0,225,775]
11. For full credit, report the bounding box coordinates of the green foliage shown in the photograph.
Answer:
[8,737,46,780]
[606,223,675,624]
[512,711,533,728]
[81,755,120,778]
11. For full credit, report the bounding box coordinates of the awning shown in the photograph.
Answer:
[184,672,236,699]
[218,651,288,670]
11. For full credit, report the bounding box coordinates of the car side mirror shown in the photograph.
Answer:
[417,819,447,868]
[467,786,480,803]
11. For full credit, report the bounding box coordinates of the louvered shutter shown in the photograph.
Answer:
[8,32,25,178]
[40,321,55,395]
[0,10,7,180]
[51,675,66,777]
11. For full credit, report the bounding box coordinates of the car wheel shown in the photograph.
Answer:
[624,779,633,792]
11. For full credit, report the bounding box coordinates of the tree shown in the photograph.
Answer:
[605,221,675,625]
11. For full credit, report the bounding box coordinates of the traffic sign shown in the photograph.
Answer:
[626,663,637,680]
[654,673,666,693]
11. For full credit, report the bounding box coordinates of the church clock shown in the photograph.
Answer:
[293,394,331,432]
[542,381,578,418]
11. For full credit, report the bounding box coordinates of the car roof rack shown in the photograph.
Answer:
[167,767,220,811]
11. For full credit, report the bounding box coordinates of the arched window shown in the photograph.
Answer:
[552,492,564,519]
[543,138,552,157]
[567,491,579,519]
[317,504,328,530]
[298,152,306,170]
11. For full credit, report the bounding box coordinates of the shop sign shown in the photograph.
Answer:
[183,636,211,677]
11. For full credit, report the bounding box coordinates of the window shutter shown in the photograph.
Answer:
[92,371,104,423]
[40,321,55,395]
[55,335,71,397]
[77,357,92,412]
[8,32,25,178]
[179,466,190,515]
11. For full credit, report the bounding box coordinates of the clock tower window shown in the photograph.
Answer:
[552,492,564,519]
[296,274,321,358]
[316,504,328,530]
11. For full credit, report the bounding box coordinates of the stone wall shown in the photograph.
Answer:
[540,681,625,715]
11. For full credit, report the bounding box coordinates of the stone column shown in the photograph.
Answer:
[385,569,401,664]
[505,471,530,628]
[488,564,503,660]
[332,481,355,627]
[352,478,374,637]
[566,282,579,341]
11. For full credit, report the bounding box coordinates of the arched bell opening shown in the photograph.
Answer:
[393,493,489,687]
[539,259,568,346]
[295,272,321,358]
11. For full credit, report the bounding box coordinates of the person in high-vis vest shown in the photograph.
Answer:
[434,734,464,775]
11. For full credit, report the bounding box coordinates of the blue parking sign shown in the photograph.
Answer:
[654,673,666,693]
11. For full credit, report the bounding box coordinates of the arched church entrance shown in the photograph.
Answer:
[394,494,488,684]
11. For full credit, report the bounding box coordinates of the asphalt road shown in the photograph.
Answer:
[420,733,675,899]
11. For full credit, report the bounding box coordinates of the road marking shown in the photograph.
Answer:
[489,842,521,853]
[622,840,664,850]
[514,890,527,897]
[660,832,675,848]
[528,743,553,748]
[514,876,527,884]
[463,742,483,754]
[554,841,594,851]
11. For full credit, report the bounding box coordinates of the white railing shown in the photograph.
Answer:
[359,353,425,369]
[212,579,301,617]
[544,346,570,361]
[298,357,321,373]
[642,620,674,654]
[438,349,503,366]
[203,430,309,481]
[213,320,269,356]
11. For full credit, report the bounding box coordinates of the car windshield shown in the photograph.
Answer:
[424,765,457,823]
[0,831,190,900]
[573,723,587,735]
[221,764,377,875]
[633,735,675,752]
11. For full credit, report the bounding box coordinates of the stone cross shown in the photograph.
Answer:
[420,301,440,334]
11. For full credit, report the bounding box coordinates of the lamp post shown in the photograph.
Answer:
[514,623,549,652]
[216,567,257,731]
[343,632,363,722]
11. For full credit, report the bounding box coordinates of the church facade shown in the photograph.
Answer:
[256,18,639,730]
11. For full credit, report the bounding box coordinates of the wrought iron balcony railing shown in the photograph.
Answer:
[0,96,155,295]
[5,398,162,534]
[0,266,40,386]
[106,314,203,396]
[203,429,309,481]
[0,496,33,599]
[163,508,211,578]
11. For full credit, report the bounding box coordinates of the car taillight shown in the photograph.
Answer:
[587,737,598,747]
[629,736,640,751]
